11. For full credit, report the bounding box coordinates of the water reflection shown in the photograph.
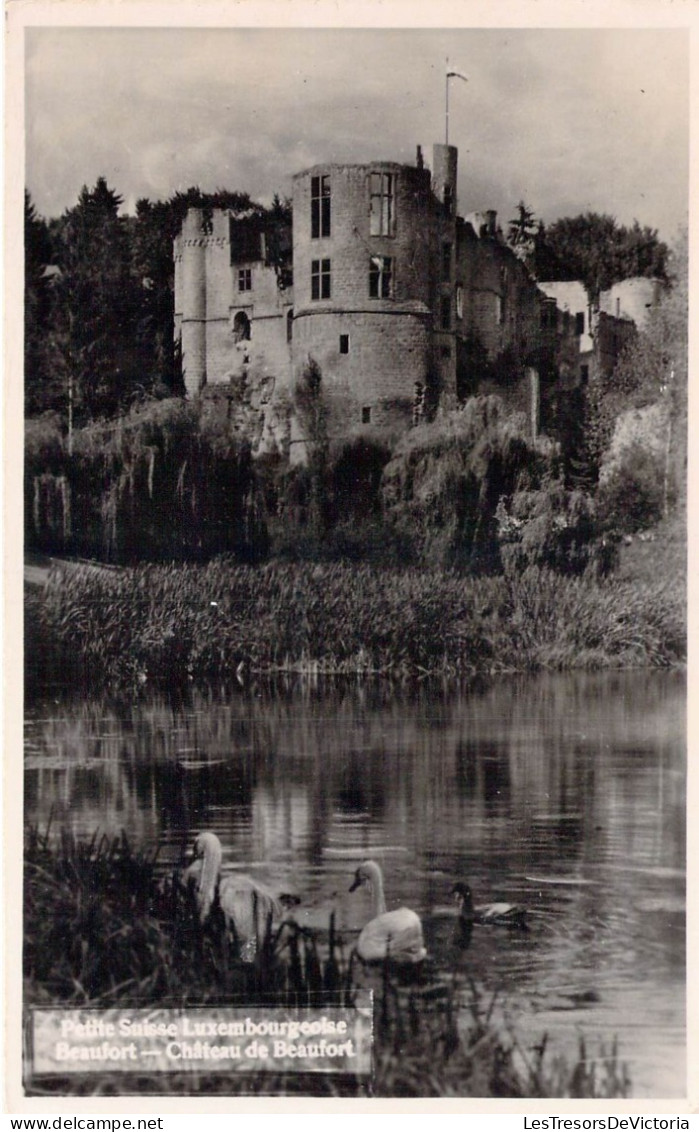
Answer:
[24,670,685,1097]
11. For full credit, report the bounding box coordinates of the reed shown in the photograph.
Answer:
[24,825,354,1008]
[24,828,631,1098]
[28,559,684,692]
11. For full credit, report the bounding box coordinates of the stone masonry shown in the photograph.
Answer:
[174,142,646,456]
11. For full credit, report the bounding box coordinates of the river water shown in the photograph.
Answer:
[24,670,686,1098]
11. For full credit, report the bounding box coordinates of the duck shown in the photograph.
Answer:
[451,881,528,930]
[349,859,426,964]
[181,831,284,961]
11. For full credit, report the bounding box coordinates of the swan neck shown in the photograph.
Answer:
[371,869,387,916]
[197,838,221,921]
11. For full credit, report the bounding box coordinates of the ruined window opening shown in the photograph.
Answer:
[455,284,464,320]
[286,309,294,343]
[238,268,252,292]
[369,255,393,299]
[540,300,556,329]
[441,295,451,330]
[580,364,589,385]
[311,258,331,300]
[443,184,453,216]
[233,311,251,342]
[442,243,452,281]
[369,173,395,236]
[230,218,262,263]
[362,406,372,424]
[339,334,350,354]
[496,294,505,325]
[575,311,585,336]
[311,175,331,239]
[441,346,451,359]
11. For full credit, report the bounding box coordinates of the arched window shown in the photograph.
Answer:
[233,311,251,342]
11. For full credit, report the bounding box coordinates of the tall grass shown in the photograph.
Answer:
[28,560,685,691]
[24,825,350,1010]
[24,828,631,1098]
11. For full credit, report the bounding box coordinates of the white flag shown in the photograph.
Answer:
[447,69,468,82]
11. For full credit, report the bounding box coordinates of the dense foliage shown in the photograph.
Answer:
[381,397,561,572]
[600,229,687,516]
[25,399,267,563]
[528,212,668,296]
[24,183,291,421]
[596,443,667,535]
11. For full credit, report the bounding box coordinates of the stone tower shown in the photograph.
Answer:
[291,158,438,431]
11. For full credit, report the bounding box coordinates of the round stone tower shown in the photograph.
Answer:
[291,159,435,431]
[177,209,208,395]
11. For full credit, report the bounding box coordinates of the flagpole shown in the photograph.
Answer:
[445,65,467,147]
[445,57,449,145]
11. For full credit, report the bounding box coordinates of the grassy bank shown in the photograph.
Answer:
[24,829,631,1098]
[26,558,684,691]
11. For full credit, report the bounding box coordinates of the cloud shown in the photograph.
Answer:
[24,26,688,240]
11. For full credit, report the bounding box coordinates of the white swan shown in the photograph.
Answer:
[349,859,426,964]
[181,831,284,961]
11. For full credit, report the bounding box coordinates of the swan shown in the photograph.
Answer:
[349,859,426,964]
[181,831,284,961]
[451,881,528,930]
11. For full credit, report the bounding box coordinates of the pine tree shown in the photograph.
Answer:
[24,192,56,415]
[49,178,143,421]
[507,201,539,260]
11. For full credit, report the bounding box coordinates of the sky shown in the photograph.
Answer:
[24,25,689,241]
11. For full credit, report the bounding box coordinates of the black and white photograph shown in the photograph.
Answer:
[7,1,691,1112]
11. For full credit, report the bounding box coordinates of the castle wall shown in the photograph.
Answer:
[293,308,431,434]
[455,222,540,361]
[174,210,208,394]
[599,277,663,330]
[174,143,659,454]
[174,209,292,397]
[594,311,636,380]
[538,280,593,351]
[291,161,436,430]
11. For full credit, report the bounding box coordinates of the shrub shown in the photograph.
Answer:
[264,437,398,563]
[381,397,560,571]
[596,442,667,534]
[496,481,604,576]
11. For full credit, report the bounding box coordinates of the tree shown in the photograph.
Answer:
[546,381,607,492]
[603,228,687,516]
[24,192,57,415]
[507,201,539,258]
[131,198,180,395]
[532,212,668,297]
[264,194,293,290]
[294,356,329,539]
[49,178,143,422]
